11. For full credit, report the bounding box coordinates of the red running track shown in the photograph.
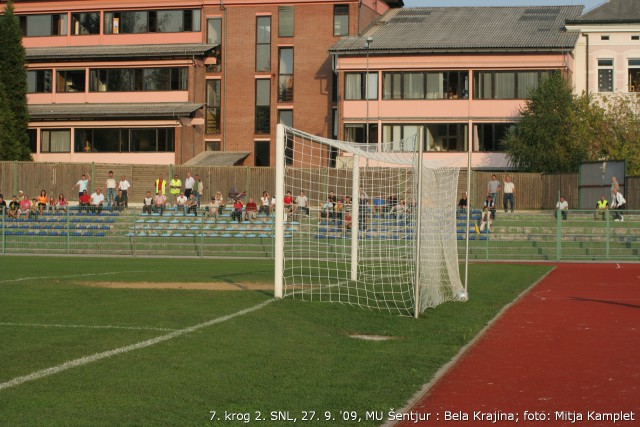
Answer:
[396,264,640,427]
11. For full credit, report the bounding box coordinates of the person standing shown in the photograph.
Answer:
[193,174,203,207]
[105,171,117,208]
[611,188,626,222]
[169,174,181,206]
[487,174,501,218]
[118,175,131,208]
[72,173,91,199]
[503,176,515,213]
[184,172,195,199]
[155,174,167,197]
[611,176,620,201]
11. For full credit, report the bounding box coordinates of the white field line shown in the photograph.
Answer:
[0,322,175,332]
[0,270,149,284]
[0,299,274,391]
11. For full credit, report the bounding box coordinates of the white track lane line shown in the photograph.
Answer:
[0,322,175,332]
[0,271,149,284]
[0,299,274,391]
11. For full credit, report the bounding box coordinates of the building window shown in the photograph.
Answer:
[344,123,378,147]
[425,124,467,152]
[256,16,271,72]
[601,35,610,41]
[19,14,67,37]
[598,59,614,93]
[27,70,52,93]
[632,35,640,41]
[57,70,86,93]
[381,124,420,152]
[104,10,200,34]
[278,6,293,37]
[207,18,222,71]
[383,71,469,100]
[89,68,187,92]
[278,48,294,102]
[473,70,552,99]
[254,141,270,166]
[345,72,377,100]
[28,129,37,153]
[71,12,100,35]
[333,5,349,36]
[206,80,221,134]
[255,79,271,134]
[41,129,71,153]
[628,59,640,92]
[74,128,175,152]
[279,110,293,164]
[474,123,512,152]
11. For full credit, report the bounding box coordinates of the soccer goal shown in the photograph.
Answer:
[274,124,466,317]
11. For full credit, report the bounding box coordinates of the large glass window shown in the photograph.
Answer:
[74,128,174,152]
[207,18,222,71]
[333,5,349,36]
[57,70,86,93]
[89,68,187,92]
[345,72,377,100]
[474,123,512,152]
[27,70,52,93]
[206,80,221,134]
[255,79,271,134]
[71,12,100,35]
[383,71,468,99]
[278,48,294,102]
[278,6,293,37]
[629,59,640,92]
[381,124,420,152]
[425,124,467,152]
[256,16,271,72]
[598,59,614,93]
[344,123,377,148]
[474,70,553,99]
[41,129,71,153]
[20,14,67,37]
[104,10,200,34]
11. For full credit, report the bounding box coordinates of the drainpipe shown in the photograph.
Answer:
[583,33,590,95]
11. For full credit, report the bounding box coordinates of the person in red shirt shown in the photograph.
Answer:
[245,198,258,222]
[283,191,294,214]
[79,190,91,213]
[18,195,31,220]
[232,199,243,222]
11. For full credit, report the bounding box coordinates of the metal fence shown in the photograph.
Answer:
[1,205,638,262]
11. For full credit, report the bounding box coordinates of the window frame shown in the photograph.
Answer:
[255,79,271,134]
[278,6,294,37]
[333,5,349,36]
[278,47,294,102]
[206,79,222,134]
[597,59,614,93]
[256,16,272,72]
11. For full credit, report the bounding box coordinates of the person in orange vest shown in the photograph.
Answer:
[155,175,167,196]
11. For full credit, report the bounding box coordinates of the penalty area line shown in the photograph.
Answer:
[0,270,149,284]
[0,299,274,392]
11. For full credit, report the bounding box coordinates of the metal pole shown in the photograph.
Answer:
[413,129,424,319]
[350,155,360,281]
[364,37,372,148]
[274,124,286,298]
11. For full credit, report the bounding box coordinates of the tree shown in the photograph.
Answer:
[502,72,604,173]
[0,0,32,160]
[594,94,640,176]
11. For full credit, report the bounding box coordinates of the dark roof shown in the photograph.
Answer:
[567,0,640,24]
[330,6,582,54]
[184,151,250,166]
[26,43,217,62]
[28,103,204,120]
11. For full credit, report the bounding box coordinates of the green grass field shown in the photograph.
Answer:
[0,257,550,426]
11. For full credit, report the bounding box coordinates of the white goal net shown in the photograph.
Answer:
[274,124,465,317]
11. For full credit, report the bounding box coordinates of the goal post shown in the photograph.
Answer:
[274,123,466,317]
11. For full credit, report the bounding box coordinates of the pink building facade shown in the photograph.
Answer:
[330,6,582,170]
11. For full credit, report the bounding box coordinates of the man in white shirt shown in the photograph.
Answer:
[153,192,167,216]
[105,171,117,208]
[90,188,105,214]
[184,172,195,199]
[118,175,131,208]
[72,173,91,199]
[611,189,626,222]
[295,191,309,216]
[175,192,188,215]
[555,196,568,220]
[503,176,515,213]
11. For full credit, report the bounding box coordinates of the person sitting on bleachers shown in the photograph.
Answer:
[480,196,494,232]
[245,198,258,222]
[37,190,48,215]
[555,196,568,220]
[79,190,91,213]
[187,193,198,216]
[373,193,385,214]
[231,199,243,222]
[153,192,167,216]
[56,194,68,214]
[143,191,153,214]
[595,195,608,221]
[114,190,126,212]
[458,193,468,211]
[206,196,221,221]
[175,192,188,215]
[90,188,105,214]
[17,195,31,220]
[390,199,407,220]
[0,194,6,216]
[318,197,334,223]
[47,196,56,213]
[8,195,19,218]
